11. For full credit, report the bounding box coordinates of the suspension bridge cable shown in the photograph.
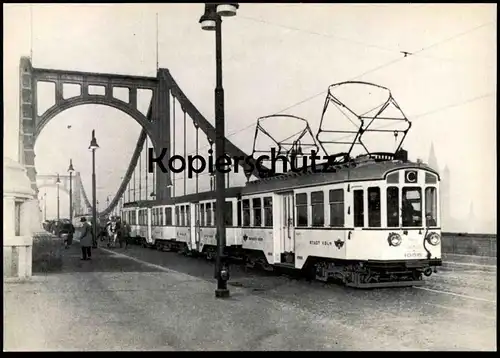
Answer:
[126,19,496,193]
[127,92,495,192]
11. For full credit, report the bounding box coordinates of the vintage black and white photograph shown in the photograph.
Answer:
[3,3,496,351]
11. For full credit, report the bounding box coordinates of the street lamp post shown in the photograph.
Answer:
[56,174,61,221]
[199,3,239,298]
[89,129,99,248]
[68,159,75,223]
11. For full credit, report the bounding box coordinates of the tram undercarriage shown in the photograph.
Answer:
[307,258,442,288]
[132,238,441,289]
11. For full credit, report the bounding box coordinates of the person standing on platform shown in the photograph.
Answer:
[79,217,93,261]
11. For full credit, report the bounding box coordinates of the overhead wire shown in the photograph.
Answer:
[238,15,495,66]
[218,18,496,141]
[178,18,496,169]
[171,92,495,183]
[320,91,496,151]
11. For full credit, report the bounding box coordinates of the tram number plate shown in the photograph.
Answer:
[404,251,423,258]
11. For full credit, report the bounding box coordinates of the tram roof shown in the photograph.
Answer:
[241,159,439,195]
[123,185,244,208]
[122,159,438,208]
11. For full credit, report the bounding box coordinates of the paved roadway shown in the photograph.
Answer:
[4,241,496,351]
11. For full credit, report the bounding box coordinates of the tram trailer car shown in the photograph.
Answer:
[122,187,244,257]
[122,154,442,288]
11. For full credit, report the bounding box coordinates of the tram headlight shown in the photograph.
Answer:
[426,232,441,246]
[388,233,402,247]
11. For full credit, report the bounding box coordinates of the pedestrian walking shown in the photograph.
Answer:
[121,220,131,249]
[79,217,93,261]
[65,222,75,249]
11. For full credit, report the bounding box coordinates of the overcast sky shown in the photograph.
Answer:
[3,3,496,232]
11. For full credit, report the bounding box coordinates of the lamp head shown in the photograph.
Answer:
[199,3,217,31]
[217,3,239,17]
[89,129,99,151]
[67,158,75,173]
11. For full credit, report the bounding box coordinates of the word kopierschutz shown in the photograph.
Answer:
[148,147,341,178]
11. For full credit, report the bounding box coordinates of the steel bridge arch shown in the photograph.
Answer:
[38,183,70,196]
[19,57,265,219]
[34,96,155,143]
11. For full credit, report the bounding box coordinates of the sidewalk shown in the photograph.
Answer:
[3,241,365,351]
[4,238,497,351]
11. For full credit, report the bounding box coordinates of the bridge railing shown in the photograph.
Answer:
[441,232,497,257]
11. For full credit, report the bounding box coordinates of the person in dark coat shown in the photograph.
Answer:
[120,220,131,249]
[79,217,93,260]
[65,223,75,249]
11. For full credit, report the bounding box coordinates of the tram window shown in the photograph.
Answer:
[242,199,250,227]
[225,201,233,226]
[166,207,172,226]
[387,187,399,227]
[186,205,191,226]
[425,173,437,184]
[213,202,216,225]
[353,190,364,227]
[152,209,156,226]
[387,172,399,184]
[368,187,381,227]
[199,204,205,226]
[402,187,422,227]
[206,203,212,226]
[237,200,242,226]
[180,206,185,226]
[296,193,308,227]
[160,208,164,226]
[425,187,438,226]
[329,189,344,227]
[311,191,324,227]
[253,198,262,227]
[264,197,273,226]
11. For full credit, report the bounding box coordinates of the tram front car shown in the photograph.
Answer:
[353,163,442,285]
